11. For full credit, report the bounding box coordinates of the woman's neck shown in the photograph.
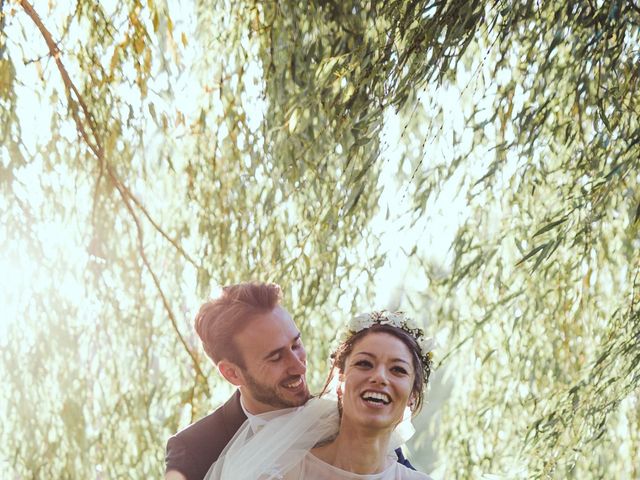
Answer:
[312,419,393,474]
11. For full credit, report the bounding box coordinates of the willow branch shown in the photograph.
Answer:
[19,0,199,270]
[19,0,207,382]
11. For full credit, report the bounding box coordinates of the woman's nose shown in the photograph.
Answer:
[369,366,388,385]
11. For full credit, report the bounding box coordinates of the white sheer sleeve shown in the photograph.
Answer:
[204,397,340,480]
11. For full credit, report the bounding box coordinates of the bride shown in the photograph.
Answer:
[206,311,434,480]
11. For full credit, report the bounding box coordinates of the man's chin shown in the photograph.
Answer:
[279,387,310,407]
[243,374,310,409]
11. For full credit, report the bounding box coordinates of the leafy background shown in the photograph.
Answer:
[0,0,638,478]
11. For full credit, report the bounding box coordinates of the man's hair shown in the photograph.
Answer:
[194,282,283,367]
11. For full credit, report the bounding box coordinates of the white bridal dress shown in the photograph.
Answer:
[283,451,430,479]
[204,397,431,480]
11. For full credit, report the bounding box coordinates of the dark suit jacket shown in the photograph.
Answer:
[166,390,246,480]
[165,390,414,480]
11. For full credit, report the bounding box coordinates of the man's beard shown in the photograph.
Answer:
[243,370,308,409]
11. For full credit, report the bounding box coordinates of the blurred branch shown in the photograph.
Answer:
[18,0,207,387]
[0,0,7,59]
[20,0,200,271]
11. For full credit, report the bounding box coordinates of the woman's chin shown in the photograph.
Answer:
[344,401,401,430]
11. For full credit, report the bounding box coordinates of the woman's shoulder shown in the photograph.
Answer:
[396,463,432,480]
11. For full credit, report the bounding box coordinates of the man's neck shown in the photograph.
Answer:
[238,391,297,435]
[311,419,394,474]
[238,389,275,416]
[239,395,258,417]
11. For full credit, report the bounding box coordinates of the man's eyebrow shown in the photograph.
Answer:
[352,351,410,365]
[263,333,301,360]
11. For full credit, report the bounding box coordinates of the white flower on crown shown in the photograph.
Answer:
[350,313,373,333]
[348,311,434,354]
[380,311,405,327]
[418,335,435,354]
[349,311,413,332]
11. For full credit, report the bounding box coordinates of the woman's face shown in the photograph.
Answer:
[340,332,415,431]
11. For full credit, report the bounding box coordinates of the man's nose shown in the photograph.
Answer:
[287,350,306,374]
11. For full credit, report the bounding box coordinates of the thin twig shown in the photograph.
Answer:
[126,192,200,269]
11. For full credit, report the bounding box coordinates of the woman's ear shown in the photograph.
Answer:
[336,373,345,400]
[407,393,416,411]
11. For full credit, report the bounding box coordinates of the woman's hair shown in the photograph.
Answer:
[194,282,282,366]
[321,323,430,414]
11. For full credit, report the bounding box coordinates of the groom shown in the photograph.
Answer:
[165,282,413,480]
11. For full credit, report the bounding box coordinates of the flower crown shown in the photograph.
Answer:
[346,310,434,382]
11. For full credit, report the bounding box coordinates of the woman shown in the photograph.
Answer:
[206,311,433,480]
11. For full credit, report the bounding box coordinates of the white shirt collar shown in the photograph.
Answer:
[239,394,289,433]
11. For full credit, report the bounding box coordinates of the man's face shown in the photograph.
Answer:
[234,306,310,414]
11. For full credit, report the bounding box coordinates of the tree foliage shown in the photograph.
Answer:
[0,0,638,478]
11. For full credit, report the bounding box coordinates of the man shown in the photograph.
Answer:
[165,282,413,480]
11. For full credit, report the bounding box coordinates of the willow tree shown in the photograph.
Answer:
[0,0,638,478]
[391,2,640,478]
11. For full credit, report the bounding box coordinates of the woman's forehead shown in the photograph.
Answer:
[351,331,412,359]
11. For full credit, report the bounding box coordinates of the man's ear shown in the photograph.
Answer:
[218,360,245,387]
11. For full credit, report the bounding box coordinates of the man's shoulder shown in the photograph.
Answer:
[170,405,226,444]
[166,391,246,480]
[170,390,245,443]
